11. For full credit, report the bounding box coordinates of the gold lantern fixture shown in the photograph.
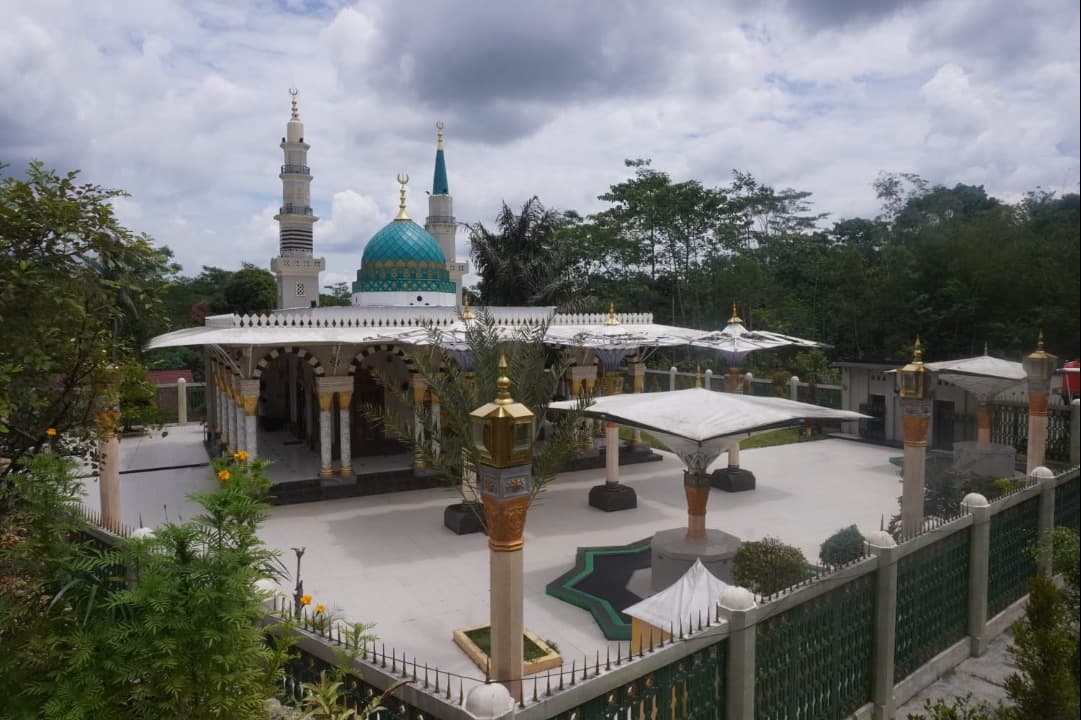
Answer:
[469,355,535,470]
[897,337,932,400]
[1022,332,1057,391]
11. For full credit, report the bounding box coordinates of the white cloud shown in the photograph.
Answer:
[0,0,1076,278]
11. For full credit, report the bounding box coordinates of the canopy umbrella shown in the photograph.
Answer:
[922,350,1026,450]
[690,305,826,368]
[550,388,866,539]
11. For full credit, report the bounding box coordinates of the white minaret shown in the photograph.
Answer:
[270,88,325,310]
[424,122,467,304]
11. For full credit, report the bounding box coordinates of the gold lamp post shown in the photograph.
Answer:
[469,355,534,702]
[897,338,934,536]
[1023,333,1058,474]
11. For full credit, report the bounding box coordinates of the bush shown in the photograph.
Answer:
[907,694,1010,720]
[819,525,865,566]
[733,536,812,595]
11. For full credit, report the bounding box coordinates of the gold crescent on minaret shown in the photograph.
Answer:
[395,173,411,220]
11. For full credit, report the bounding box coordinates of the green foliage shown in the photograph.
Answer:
[319,281,352,307]
[0,162,171,468]
[118,359,160,430]
[732,536,812,595]
[0,452,288,719]
[906,693,1010,720]
[1003,574,1080,719]
[368,309,586,512]
[819,524,865,566]
[224,264,277,315]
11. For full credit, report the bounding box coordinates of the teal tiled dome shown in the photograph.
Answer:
[353,219,455,294]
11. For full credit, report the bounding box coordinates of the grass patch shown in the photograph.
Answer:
[464,626,550,662]
[739,427,832,451]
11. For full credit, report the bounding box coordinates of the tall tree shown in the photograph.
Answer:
[0,162,169,470]
[469,197,582,307]
[223,264,277,315]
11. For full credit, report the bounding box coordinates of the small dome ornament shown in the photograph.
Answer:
[461,294,475,321]
[604,302,619,326]
[395,173,411,221]
[728,303,742,324]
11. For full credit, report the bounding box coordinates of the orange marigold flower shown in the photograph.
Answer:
[300,594,312,606]
[315,604,326,614]
[217,469,231,482]
[45,428,58,437]
[233,450,249,461]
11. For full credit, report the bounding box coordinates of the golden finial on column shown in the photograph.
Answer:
[289,87,299,120]
[728,304,742,324]
[604,302,619,326]
[912,336,924,363]
[461,294,474,320]
[394,173,411,221]
[496,354,512,402]
[1037,330,1045,352]
[436,121,445,150]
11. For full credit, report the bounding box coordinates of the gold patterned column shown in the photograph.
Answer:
[338,390,353,476]
[471,357,534,703]
[898,339,933,537]
[240,378,260,459]
[976,401,991,448]
[411,376,429,470]
[1024,334,1057,474]
[684,469,711,542]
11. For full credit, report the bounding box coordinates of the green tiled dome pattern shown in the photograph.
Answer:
[353,219,454,294]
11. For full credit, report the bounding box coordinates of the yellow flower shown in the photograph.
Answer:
[300,594,312,606]
[315,604,326,614]
[233,450,249,462]
[45,428,57,437]
[217,469,231,482]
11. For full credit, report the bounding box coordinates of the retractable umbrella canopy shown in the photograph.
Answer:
[690,306,826,364]
[923,354,1025,400]
[544,305,703,370]
[551,388,866,470]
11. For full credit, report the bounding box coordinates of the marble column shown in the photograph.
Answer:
[412,376,428,471]
[901,399,932,536]
[317,391,334,478]
[240,378,260,459]
[339,390,353,476]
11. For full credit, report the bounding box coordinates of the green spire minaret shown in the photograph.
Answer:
[432,121,449,195]
[424,121,466,303]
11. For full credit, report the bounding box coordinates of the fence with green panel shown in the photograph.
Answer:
[987,495,1040,618]
[1055,474,1080,530]
[894,528,970,682]
[755,572,875,720]
[553,641,727,720]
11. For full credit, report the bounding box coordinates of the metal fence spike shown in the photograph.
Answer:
[570,659,576,686]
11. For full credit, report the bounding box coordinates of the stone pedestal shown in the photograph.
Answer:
[710,467,756,492]
[444,502,486,535]
[651,527,741,591]
[588,483,638,511]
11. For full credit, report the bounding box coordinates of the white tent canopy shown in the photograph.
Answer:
[923,355,1026,400]
[690,309,826,364]
[624,559,730,629]
[550,388,867,470]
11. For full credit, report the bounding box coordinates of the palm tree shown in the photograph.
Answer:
[468,197,579,307]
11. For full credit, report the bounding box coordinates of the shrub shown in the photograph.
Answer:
[819,525,865,566]
[732,536,812,595]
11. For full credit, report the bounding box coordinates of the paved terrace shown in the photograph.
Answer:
[81,426,902,683]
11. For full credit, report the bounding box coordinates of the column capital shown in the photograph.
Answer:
[315,375,353,394]
[317,392,334,413]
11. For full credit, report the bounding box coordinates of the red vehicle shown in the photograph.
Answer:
[1063,359,1080,400]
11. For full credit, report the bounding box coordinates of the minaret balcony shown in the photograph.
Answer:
[279,204,314,216]
[425,214,456,225]
[281,164,310,175]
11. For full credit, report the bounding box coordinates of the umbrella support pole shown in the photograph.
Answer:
[589,422,638,512]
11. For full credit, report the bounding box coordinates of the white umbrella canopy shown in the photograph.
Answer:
[690,306,826,365]
[550,388,866,470]
[544,306,703,370]
[923,354,1025,400]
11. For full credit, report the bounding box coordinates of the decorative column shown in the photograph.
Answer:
[866,530,899,720]
[719,586,758,720]
[1033,466,1057,576]
[96,366,122,533]
[177,377,188,425]
[962,493,991,656]
[240,379,260,459]
[412,375,429,471]
[339,390,353,477]
[227,377,239,453]
[898,338,933,537]
[1023,334,1057,474]
[628,359,646,448]
[685,469,711,542]
[316,384,334,479]
[589,361,637,512]
[471,356,535,703]
[234,385,247,454]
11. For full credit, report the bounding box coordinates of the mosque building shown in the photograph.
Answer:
[147,90,678,497]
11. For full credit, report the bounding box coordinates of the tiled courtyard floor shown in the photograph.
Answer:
[82,425,903,684]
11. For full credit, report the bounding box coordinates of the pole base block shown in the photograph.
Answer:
[444,502,487,535]
[588,483,638,512]
[710,467,756,492]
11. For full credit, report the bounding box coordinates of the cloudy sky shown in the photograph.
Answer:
[2,0,1078,288]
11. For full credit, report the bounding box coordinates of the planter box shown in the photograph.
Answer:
[452,624,562,676]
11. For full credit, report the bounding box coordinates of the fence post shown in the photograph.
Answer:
[719,587,757,720]
[1033,466,1057,575]
[177,377,188,425]
[962,493,991,656]
[789,375,800,402]
[669,366,677,392]
[866,531,899,720]
[705,368,713,391]
[1071,399,1080,467]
